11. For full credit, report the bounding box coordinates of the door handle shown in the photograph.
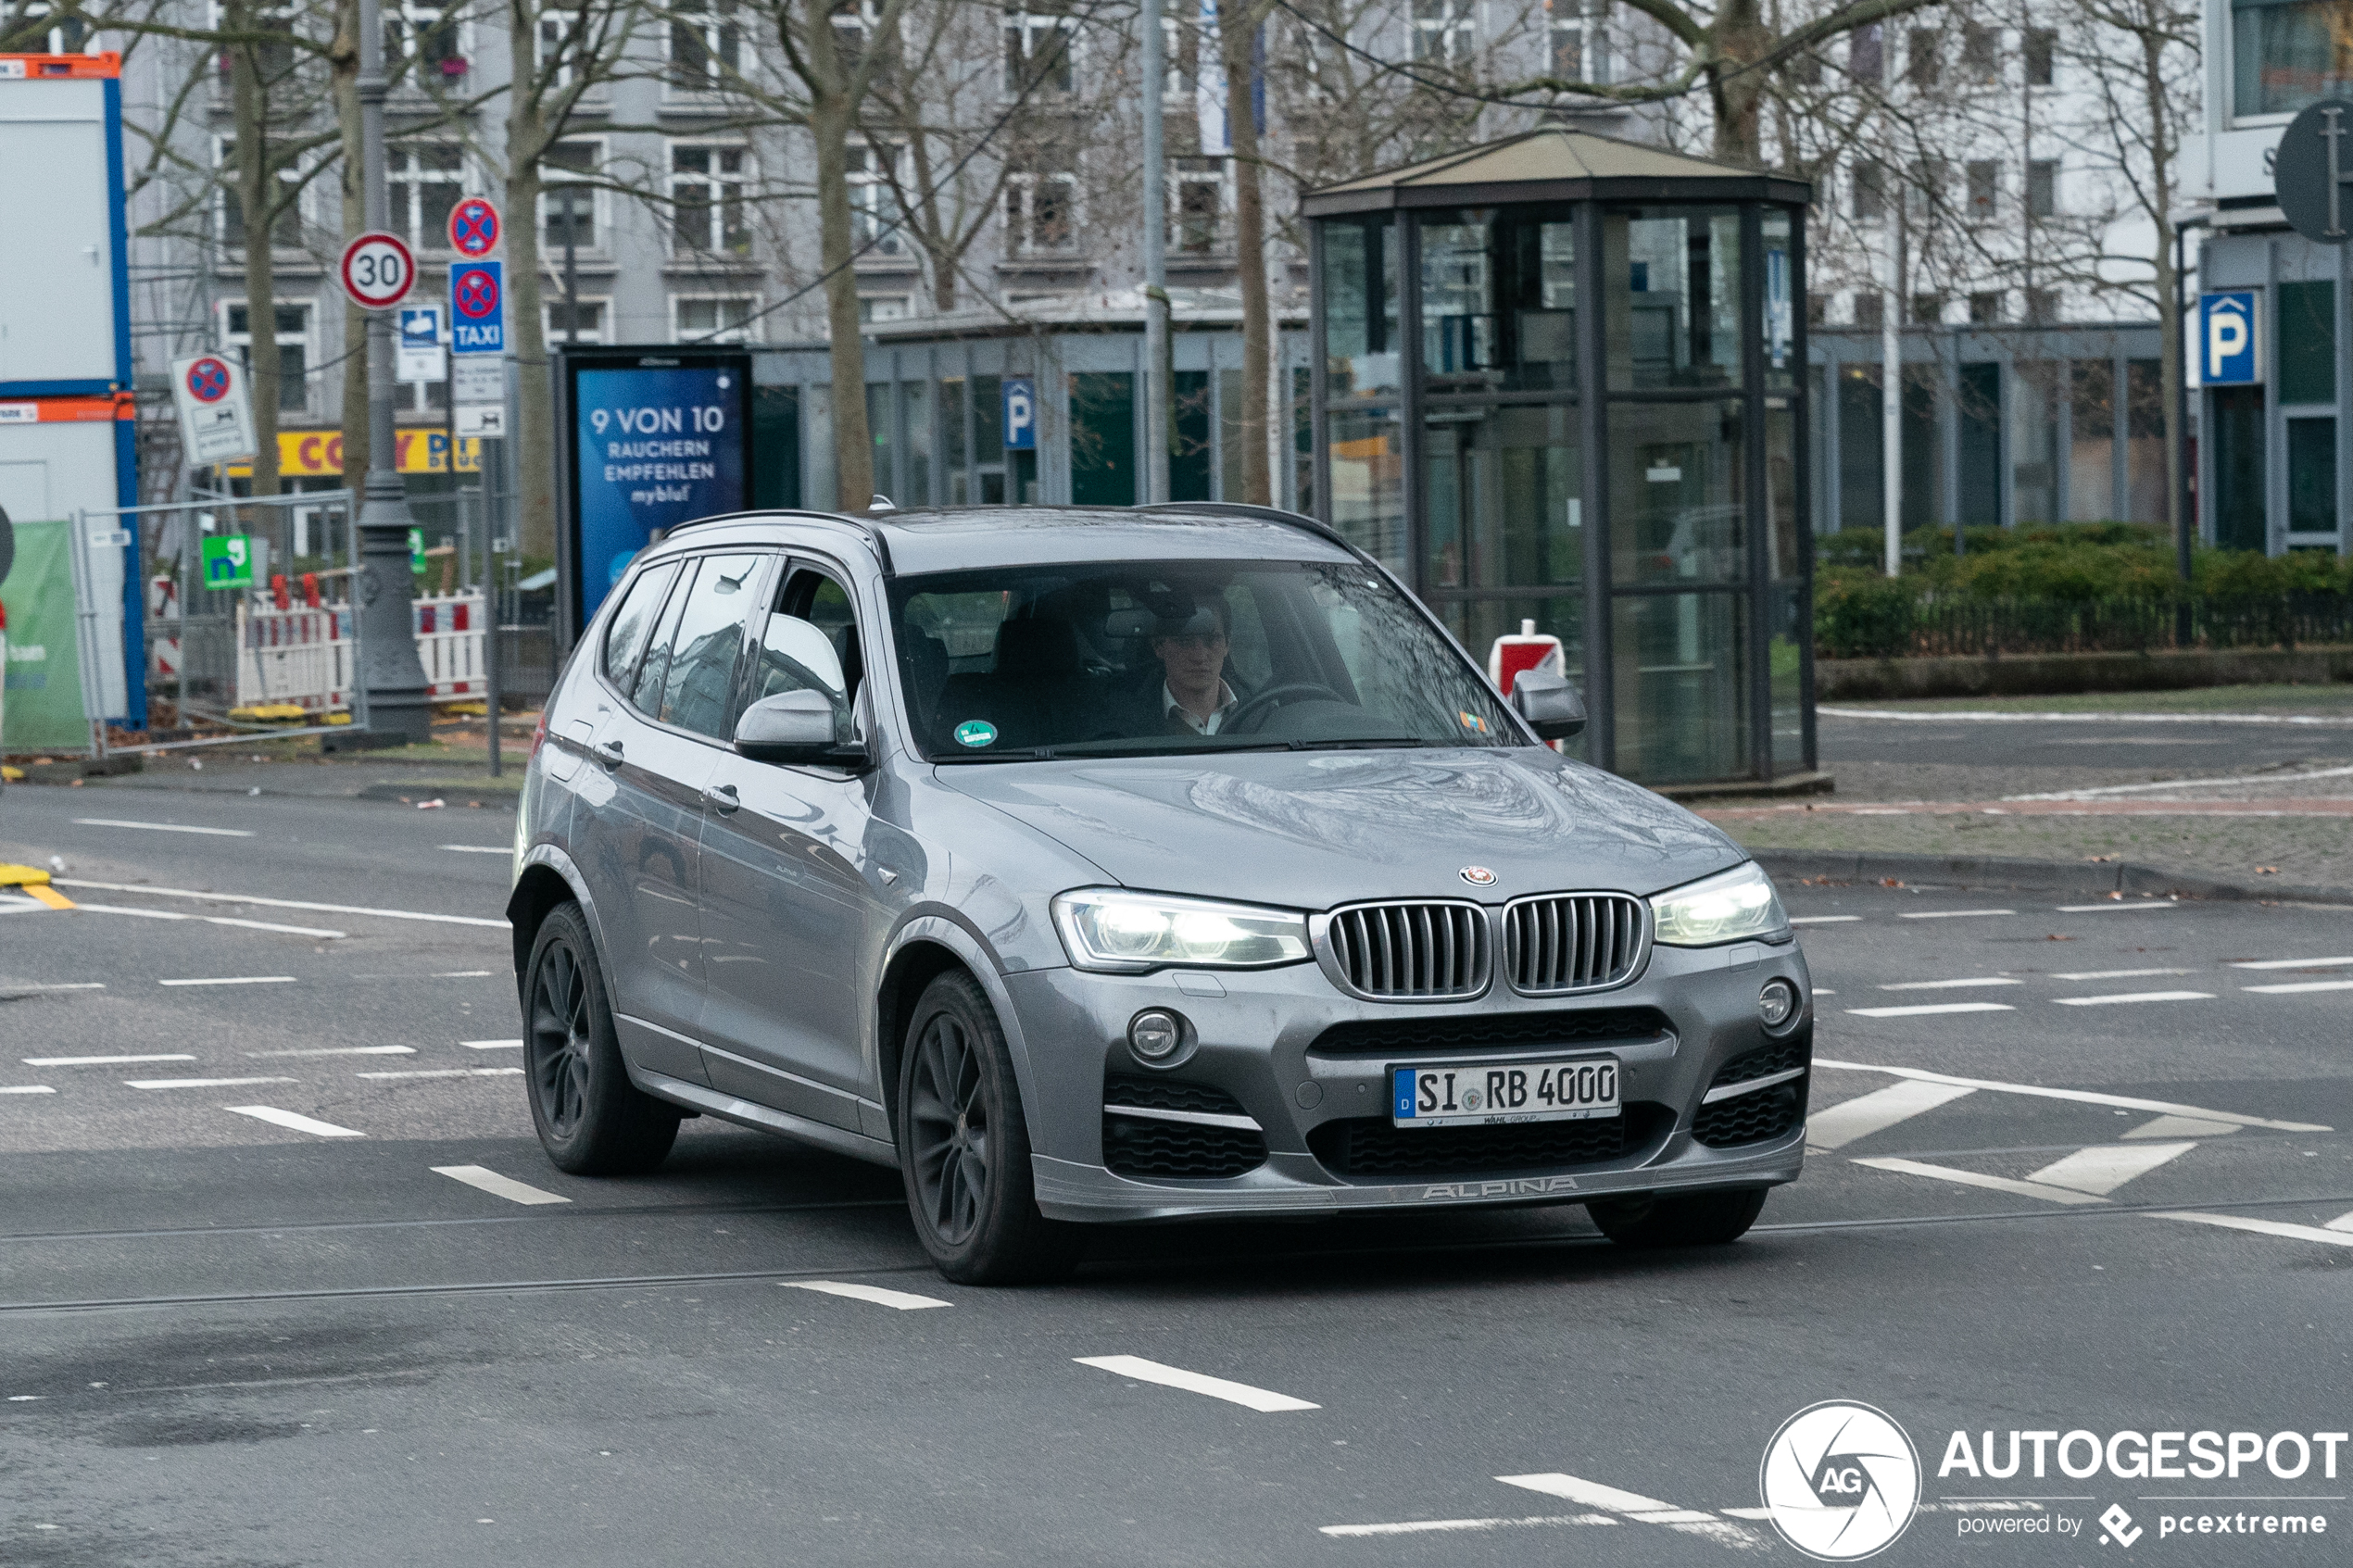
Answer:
[703,783,740,813]
[591,738,623,769]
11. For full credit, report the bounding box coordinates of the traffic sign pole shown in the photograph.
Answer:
[347,0,433,746]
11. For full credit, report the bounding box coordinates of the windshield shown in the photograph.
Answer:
[887,558,1522,761]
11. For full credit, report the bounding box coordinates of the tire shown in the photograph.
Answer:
[1588,1186,1768,1248]
[896,971,1075,1286]
[522,902,681,1175]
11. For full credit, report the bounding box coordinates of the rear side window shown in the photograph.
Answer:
[631,561,697,715]
[602,561,681,691]
[658,553,765,738]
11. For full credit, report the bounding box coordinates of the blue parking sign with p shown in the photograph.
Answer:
[1002,376,1036,450]
[2201,292,2259,385]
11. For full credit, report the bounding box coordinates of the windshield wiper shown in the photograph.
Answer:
[1282,736,1445,750]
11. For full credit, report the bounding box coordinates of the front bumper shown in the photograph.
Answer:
[1002,936,1811,1223]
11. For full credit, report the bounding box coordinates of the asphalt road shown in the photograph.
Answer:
[2,785,2349,1566]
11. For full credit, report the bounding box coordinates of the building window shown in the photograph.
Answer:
[1173,157,1225,253]
[1849,22,1884,84]
[536,7,589,89]
[1544,0,1608,82]
[2024,287,2060,324]
[1961,23,1997,82]
[216,139,304,249]
[1909,293,1945,325]
[23,2,101,53]
[1853,157,1885,223]
[385,0,465,80]
[544,298,606,344]
[669,0,739,92]
[1852,292,1883,330]
[2027,158,2057,219]
[1906,157,1945,223]
[223,303,309,412]
[2233,0,2353,119]
[389,144,464,251]
[1906,27,1940,88]
[833,0,896,83]
[1161,9,1202,98]
[1414,0,1478,65]
[848,144,905,257]
[671,145,751,256]
[859,295,911,324]
[1003,4,1076,94]
[1966,159,1998,222]
[675,296,758,343]
[2024,28,2055,86]
[542,140,600,252]
[1006,161,1077,253]
[1969,291,2005,323]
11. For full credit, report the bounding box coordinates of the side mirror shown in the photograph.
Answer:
[1509,669,1587,741]
[734,689,868,769]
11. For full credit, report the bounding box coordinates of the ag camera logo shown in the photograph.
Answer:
[1761,1401,1922,1561]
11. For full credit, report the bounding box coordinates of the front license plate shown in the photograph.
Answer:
[1390,1058,1620,1128]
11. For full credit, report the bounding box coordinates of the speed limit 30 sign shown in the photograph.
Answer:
[340,231,416,310]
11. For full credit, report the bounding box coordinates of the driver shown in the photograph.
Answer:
[1148,600,1239,734]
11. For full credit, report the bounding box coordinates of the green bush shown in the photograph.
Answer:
[1814,567,1919,659]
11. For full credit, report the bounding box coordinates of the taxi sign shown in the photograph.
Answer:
[339,231,415,310]
[450,261,505,355]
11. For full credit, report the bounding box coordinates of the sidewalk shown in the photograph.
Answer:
[4,714,532,805]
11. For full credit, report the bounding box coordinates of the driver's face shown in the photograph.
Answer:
[1153,630,1228,689]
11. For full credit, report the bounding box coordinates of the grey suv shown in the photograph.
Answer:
[508,504,1810,1283]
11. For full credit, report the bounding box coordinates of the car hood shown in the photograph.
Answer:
[933,748,1747,909]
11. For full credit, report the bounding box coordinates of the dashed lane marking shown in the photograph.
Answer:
[0,1086,57,1096]
[21,885,73,910]
[247,1046,415,1058]
[1074,1355,1318,1412]
[1844,1002,2016,1018]
[432,1165,571,1206]
[1898,909,2015,920]
[76,903,347,939]
[56,879,508,930]
[1789,915,1860,925]
[1851,1158,2110,1206]
[2026,1141,2200,1196]
[2244,980,2353,995]
[1320,1515,1616,1538]
[2055,901,2181,912]
[461,1039,523,1050]
[2155,1211,2353,1250]
[70,819,255,837]
[1496,1474,1767,1549]
[0,983,104,994]
[438,845,510,855]
[1806,1080,1978,1150]
[158,976,296,987]
[2053,968,2192,981]
[223,1105,363,1137]
[356,1068,523,1081]
[2126,1115,2241,1139]
[1879,977,2020,991]
[783,1280,952,1311]
[1814,1060,2331,1132]
[2051,990,2214,1007]
[126,1076,296,1090]
[24,1054,195,1067]
[2230,956,2353,970]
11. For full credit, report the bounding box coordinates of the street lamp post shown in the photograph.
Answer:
[1141,0,1170,505]
[349,0,435,746]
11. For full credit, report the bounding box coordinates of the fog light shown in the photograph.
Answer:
[1128,1009,1184,1060]
[1758,978,1799,1028]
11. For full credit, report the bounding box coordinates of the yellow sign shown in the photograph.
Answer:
[225,429,481,478]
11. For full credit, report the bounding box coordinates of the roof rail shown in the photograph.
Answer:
[1130,501,1367,564]
[660,508,893,572]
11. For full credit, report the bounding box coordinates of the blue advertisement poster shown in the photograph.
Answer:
[573,363,747,621]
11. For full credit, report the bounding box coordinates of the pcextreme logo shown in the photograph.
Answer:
[1761,1400,1923,1561]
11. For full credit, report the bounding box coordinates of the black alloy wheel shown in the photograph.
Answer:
[522,902,681,1175]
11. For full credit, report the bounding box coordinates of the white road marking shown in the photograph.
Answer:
[2230,956,2353,970]
[1788,915,1860,925]
[2327,1210,2353,1234]
[782,1280,952,1311]
[1898,909,2015,920]
[432,1165,571,1206]
[1814,1059,2331,1132]
[2052,990,2213,1007]
[75,904,347,939]
[2012,761,2353,797]
[1852,1157,2109,1206]
[1822,706,2353,730]
[0,982,105,992]
[1496,1474,1764,1549]
[1878,977,2020,991]
[1844,1002,2016,1018]
[2054,902,2180,912]
[461,1038,523,1050]
[57,878,508,930]
[0,1085,57,1095]
[1073,1355,1318,1412]
[126,1076,296,1090]
[71,818,256,837]
[2053,968,2192,981]
[223,1104,363,1137]
[2126,1114,2240,1139]
[436,971,497,978]
[1806,1080,1978,1149]
[356,1067,523,1080]
[2243,980,2353,995]
[247,1045,416,1058]
[438,845,510,855]
[158,976,296,987]
[2026,1141,2199,1196]
[2156,1211,2353,1250]
[24,1053,195,1067]
[1320,1514,1616,1538]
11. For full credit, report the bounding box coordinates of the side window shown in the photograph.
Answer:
[657,552,765,739]
[631,559,697,715]
[602,560,681,692]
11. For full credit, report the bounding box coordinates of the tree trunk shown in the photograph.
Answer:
[229,8,282,497]
[333,0,368,486]
[506,3,554,562]
[905,128,957,313]
[2139,23,2185,546]
[812,93,875,508]
[1222,6,1269,505]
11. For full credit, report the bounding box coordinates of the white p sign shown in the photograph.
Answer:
[1002,376,1037,450]
[2201,291,2259,385]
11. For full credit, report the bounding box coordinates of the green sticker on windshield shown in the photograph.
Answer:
[953,719,999,748]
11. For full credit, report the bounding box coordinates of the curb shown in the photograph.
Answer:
[1750,847,2353,907]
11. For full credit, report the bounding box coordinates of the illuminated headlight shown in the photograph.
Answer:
[1052,888,1312,972]
[1649,862,1789,947]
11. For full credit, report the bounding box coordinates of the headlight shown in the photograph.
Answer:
[1051,888,1312,972]
[1649,862,1788,947]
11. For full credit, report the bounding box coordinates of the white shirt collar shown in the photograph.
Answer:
[1164,679,1238,734]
